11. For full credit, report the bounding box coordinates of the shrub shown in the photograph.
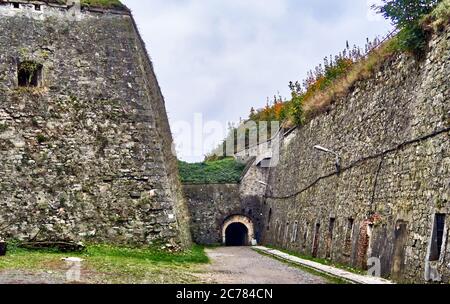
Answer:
[426,0,450,30]
[289,93,305,126]
[395,22,430,54]
[374,0,441,27]
[373,0,442,55]
[207,0,449,160]
[431,0,450,19]
[178,158,246,184]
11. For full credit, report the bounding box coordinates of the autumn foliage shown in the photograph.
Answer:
[250,56,356,128]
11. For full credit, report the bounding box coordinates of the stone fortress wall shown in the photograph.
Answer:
[0,0,191,248]
[0,0,448,284]
[185,28,450,283]
[258,26,450,283]
[183,162,267,246]
[185,25,449,283]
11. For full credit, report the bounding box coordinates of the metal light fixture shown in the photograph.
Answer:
[257,180,268,186]
[314,145,341,173]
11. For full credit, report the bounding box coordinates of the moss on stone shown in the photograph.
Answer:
[36,133,48,144]
[0,123,7,133]
[80,0,126,10]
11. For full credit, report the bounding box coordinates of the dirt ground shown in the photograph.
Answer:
[0,247,329,284]
[196,247,329,284]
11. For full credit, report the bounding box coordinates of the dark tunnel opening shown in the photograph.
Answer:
[225,223,249,246]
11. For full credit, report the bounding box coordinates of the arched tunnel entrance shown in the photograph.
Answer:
[222,215,256,246]
[225,223,249,246]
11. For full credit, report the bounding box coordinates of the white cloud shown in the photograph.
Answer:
[123,0,393,162]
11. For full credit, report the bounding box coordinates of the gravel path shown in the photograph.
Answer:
[0,247,330,284]
[0,270,67,284]
[198,247,329,284]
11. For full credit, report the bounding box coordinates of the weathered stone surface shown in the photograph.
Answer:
[184,183,264,245]
[19,241,86,252]
[257,27,450,283]
[0,2,191,248]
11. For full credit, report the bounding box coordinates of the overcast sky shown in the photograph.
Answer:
[122,0,393,162]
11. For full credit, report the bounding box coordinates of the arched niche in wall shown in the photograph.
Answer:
[222,215,257,246]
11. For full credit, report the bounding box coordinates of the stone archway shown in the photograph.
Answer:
[222,215,256,246]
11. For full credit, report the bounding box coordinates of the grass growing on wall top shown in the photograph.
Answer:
[18,0,125,8]
[80,0,125,9]
[207,1,450,160]
[178,157,246,184]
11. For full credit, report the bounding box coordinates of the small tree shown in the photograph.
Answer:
[289,93,305,126]
[374,0,442,55]
[374,0,440,26]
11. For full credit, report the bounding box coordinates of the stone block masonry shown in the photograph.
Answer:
[183,155,270,246]
[184,183,264,245]
[260,26,449,283]
[0,1,191,248]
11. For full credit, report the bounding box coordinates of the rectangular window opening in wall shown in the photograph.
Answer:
[284,222,289,242]
[292,221,298,243]
[344,218,354,257]
[267,208,272,231]
[312,223,320,257]
[18,61,43,87]
[276,220,281,239]
[302,222,309,249]
[429,214,446,261]
[35,4,41,11]
[329,218,335,237]
[348,218,354,230]
[326,218,336,258]
[12,2,19,9]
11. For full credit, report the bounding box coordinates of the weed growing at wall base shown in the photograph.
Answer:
[253,248,350,284]
[266,245,367,276]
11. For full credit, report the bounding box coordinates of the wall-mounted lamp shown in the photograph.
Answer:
[257,180,268,186]
[314,145,341,173]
